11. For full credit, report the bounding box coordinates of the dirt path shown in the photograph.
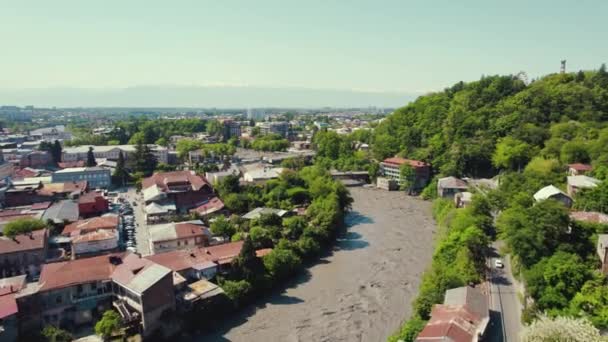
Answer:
[200,187,436,342]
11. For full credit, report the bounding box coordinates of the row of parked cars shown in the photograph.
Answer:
[119,199,137,253]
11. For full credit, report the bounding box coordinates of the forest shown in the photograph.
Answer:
[384,65,608,341]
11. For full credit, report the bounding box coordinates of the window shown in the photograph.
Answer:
[77,284,83,293]
[91,282,97,290]
[56,296,62,304]
[184,240,189,245]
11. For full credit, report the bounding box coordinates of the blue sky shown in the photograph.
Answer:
[1,0,607,98]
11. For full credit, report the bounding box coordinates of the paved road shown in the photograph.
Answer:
[122,188,151,256]
[487,246,523,342]
[196,187,436,342]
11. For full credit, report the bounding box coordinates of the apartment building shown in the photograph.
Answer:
[148,222,211,255]
[256,121,290,137]
[52,167,111,189]
[62,144,169,164]
[0,229,48,279]
[380,157,431,191]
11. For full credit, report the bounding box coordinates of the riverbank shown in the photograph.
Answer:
[198,187,436,341]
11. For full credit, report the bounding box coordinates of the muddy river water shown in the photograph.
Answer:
[200,187,436,342]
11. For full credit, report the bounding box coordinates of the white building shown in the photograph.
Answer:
[62,144,169,164]
[148,221,211,255]
[243,166,284,182]
[52,167,112,188]
[72,229,119,257]
[29,125,72,142]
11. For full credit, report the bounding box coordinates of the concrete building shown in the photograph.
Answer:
[62,144,168,164]
[29,125,72,142]
[62,215,119,258]
[376,177,398,191]
[52,167,111,189]
[256,121,290,138]
[32,253,175,337]
[0,106,32,122]
[242,165,284,183]
[148,221,211,255]
[568,163,593,176]
[380,157,431,191]
[222,120,241,141]
[0,229,48,279]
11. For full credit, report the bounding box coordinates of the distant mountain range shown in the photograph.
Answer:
[0,86,419,108]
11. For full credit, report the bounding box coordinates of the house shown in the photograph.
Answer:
[62,144,169,164]
[62,215,120,258]
[145,241,245,280]
[145,202,177,224]
[0,275,27,341]
[533,185,573,208]
[243,166,284,183]
[190,197,225,217]
[142,171,214,212]
[0,204,48,234]
[33,253,175,337]
[148,222,211,255]
[598,234,608,274]
[42,200,80,224]
[52,167,111,189]
[568,163,593,176]
[242,207,289,220]
[437,176,469,198]
[0,229,48,279]
[380,157,431,191]
[78,191,109,217]
[416,286,489,342]
[567,175,600,196]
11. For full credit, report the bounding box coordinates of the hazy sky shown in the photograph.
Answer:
[1,0,607,94]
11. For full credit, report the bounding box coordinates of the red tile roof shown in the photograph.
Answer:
[145,241,244,272]
[71,229,117,243]
[570,211,608,225]
[255,248,273,257]
[58,161,86,168]
[39,252,125,291]
[142,171,210,192]
[13,168,39,179]
[416,305,480,342]
[174,223,207,240]
[78,191,106,204]
[31,201,52,210]
[190,197,225,216]
[569,163,593,172]
[383,157,430,168]
[62,214,119,236]
[0,294,18,319]
[0,229,47,255]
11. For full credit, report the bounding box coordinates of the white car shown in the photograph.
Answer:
[494,259,504,269]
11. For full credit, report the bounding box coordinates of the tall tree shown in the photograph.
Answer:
[86,147,97,166]
[52,140,62,164]
[131,141,157,176]
[113,151,128,186]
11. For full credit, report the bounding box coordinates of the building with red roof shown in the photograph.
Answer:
[142,171,214,212]
[32,252,174,338]
[416,286,489,342]
[380,157,431,192]
[568,163,593,176]
[189,196,225,217]
[148,221,211,255]
[145,241,244,280]
[0,275,26,341]
[77,191,109,217]
[0,229,48,279]
[62,214,119,258]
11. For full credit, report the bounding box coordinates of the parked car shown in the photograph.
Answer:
[126,246,137,252]
[494,259,504,269]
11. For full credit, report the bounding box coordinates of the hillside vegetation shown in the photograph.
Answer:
[387,65,608,341]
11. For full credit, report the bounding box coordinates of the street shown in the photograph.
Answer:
[487,245,523,342]
[122,188,151,256]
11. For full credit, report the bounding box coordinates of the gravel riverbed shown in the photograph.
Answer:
[200,187,436,342]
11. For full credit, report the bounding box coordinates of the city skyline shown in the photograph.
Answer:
[1,0,607,106]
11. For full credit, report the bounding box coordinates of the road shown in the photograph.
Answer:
[487,245,523,342]
[122,188,151,256]
[196,187,436,342]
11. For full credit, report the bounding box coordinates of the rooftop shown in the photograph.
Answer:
[190,197,225,216]
[568,163,593,172]
[438,176,468,189]
[571,211,608,225]
[142,170,210,193]
[145,241,244,272]
[533,185,570,202]
[62,214,118,236]
[148,222,210,243]
[42,200,79,223]
[567,175,601,188]
[0,229,47,255]
[382,157,430,168]
[242,207,289,220]
[63,144,167,154]
[54,166,108,173]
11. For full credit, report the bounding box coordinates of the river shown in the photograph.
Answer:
[200,187,436,342]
